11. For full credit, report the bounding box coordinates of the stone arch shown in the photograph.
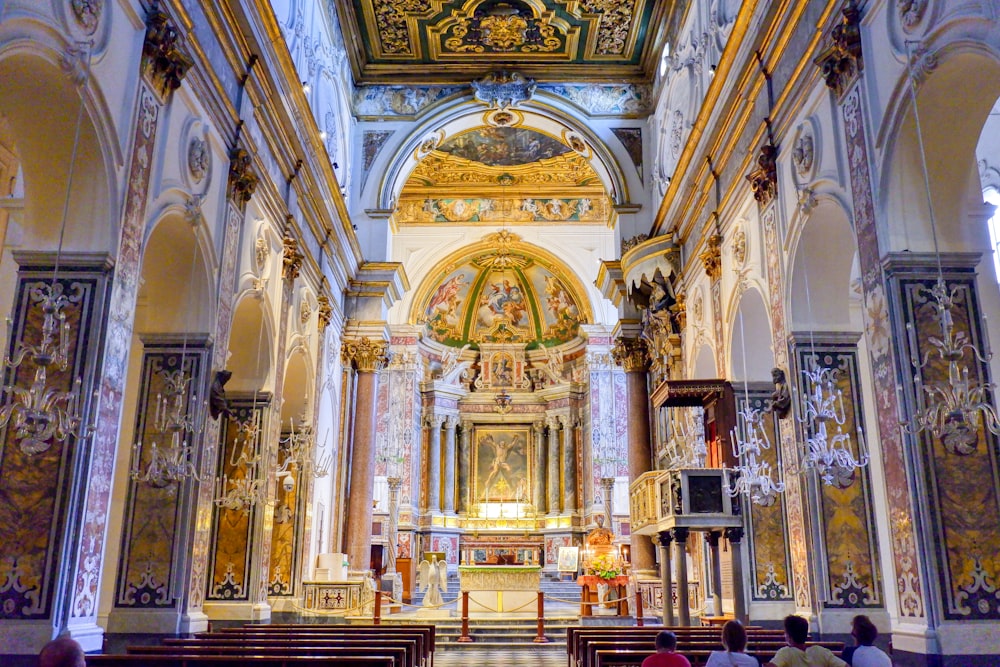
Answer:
[374,102,631,211]
[691,342,717,379]
[280,346,314,427]
[729,287,773,383]
[228,294,276,396]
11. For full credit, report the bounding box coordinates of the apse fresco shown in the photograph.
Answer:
[419,249,584,348]
[437,127,570,167]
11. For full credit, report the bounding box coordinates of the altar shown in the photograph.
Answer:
[458,565,541,615]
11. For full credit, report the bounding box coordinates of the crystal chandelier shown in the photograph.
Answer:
[214,410,263,512]
[728,399,785,506]
[277,416,332,484]
[899,40,1000,456]
[0,49,93,456]
[798,363,868,487]
[131,364,204,487]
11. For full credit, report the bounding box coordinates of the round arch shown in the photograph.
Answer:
[375,100,631,211]
[228,294,276,395]
[729,287,774,383]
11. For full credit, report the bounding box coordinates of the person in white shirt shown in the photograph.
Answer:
[705,620,760,667]
[843,615,891,667]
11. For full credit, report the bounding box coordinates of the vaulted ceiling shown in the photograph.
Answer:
[333,0,678,84]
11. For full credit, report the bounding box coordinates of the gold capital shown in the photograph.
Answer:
[611,337,649,373]
[341,337,389,372]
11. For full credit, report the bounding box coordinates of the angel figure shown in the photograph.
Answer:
[417,555,448,608]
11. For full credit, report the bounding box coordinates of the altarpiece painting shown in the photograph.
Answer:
[473,425,532,503]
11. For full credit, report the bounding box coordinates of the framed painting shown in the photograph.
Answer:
[473,425,532,503]
[557,546,579,573]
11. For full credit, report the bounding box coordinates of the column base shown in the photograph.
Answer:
[66,618,106,653]
[0,621,60,655]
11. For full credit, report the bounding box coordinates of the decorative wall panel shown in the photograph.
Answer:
[0,260,109,620]
[206,400,267,601]
[115,342,209,609]
[268,430,301,597]
[794,342,882,609]
[888,260,1000,620]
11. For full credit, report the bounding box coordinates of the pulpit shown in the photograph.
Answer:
[577,574,630,616]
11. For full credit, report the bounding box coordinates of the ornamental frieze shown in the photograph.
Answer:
[442,11,564,55]
[393,196,609,224]
[579,0,638,56]
[409,151,598,187]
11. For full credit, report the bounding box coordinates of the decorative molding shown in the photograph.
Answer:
[814,0,863,100]
[282,232,304,282]
[141,9,193,99]
[791,132,814,178]
[621,233,649,255]
[227,149,258,205]
[471,71,537,109]
[342,337,390,373]
[897,0,928,33]
[907,44,938,85]
[731,227,748,268]
[747,143,778,205]
[71,0,103,35]
[699,234,723,281]
[611,337,649,373]
[317,294,333,331]
[187,137,209,183]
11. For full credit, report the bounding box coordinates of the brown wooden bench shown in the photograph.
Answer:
[86,655,394,667]
[145,638,417,667]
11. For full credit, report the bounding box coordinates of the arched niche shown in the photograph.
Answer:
[729,287,774,383]
[280,347,314,428]
[691,343,717,379]
[883,51,1000,258]
[789,199,857,331]
[228,296,275,395]
[136,215,213,336]
[0,52,112,253]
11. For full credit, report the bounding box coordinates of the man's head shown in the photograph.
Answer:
[39,637,85,667]
[655,630,678,652]
[851,615,878,646]
[783,614,810,645]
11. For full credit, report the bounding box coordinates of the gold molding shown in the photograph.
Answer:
[341,337,390,373]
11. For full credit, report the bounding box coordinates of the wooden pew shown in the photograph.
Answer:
[126,644,409,667]
[86,655,393,667]
[144,637,417,667]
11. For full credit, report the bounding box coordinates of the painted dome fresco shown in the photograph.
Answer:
[414,231,590,349]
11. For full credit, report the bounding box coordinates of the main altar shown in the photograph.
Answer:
[458,564,541,615]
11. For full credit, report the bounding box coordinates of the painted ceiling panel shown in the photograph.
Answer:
[337,0,666,83]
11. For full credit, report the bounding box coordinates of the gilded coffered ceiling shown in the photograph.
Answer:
[334,0,673,84]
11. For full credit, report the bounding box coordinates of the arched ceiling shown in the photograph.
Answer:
[393,123,611,225]
[411,230,591,349]
[333,0,673,84]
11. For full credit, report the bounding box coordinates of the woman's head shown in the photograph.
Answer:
[851,615,878,646]
[721,620,747,652]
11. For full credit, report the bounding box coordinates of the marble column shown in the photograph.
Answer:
[426,414,445,513]
[706,531,723,616]
[726,527,746,624]
[658,531,674,626]
[563,416,578,514]
[672,527,691,626]
[546,417,561,514]
[342,337,388,572]
[443,416,458,514]
[532,420,546,513]
[458,420,472,514]
[612,337,656,574]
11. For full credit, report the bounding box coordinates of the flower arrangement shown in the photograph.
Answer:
[590,553,621,579]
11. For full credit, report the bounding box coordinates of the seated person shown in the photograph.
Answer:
[843,615,891,667]
[39,637,86,667]
[706,620,760,666]
[764,615,845,667]
[642,630,692,667]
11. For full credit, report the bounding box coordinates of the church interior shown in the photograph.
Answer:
[1,0,999,665]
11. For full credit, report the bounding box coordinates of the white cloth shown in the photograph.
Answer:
[850,646,892,667]
[705,651,759,667]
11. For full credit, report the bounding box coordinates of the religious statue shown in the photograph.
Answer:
[209,369,235,420]
[765,367,792,419]
[586,514,614,547]
[417,555,448,608]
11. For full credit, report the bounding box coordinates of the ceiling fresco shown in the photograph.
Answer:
[414,232,590,348]
[393,124,611,225]
[335,0,669,83]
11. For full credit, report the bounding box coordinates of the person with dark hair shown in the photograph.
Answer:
[641,630,692,667]
[706,620,759,666]
[763,615,846,667]
[842,615,891,666]
[39,637,86,667]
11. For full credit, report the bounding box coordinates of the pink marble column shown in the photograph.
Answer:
[612,337,656,575]
[341,337,388,572]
